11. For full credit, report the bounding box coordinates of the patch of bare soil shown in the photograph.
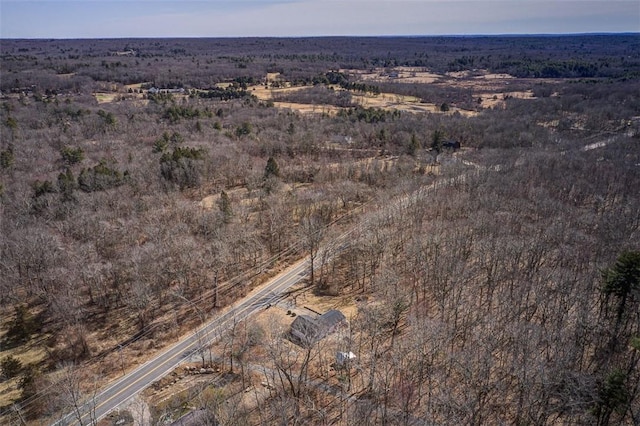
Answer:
[345,67,442,84]
[94,92,148,105]
[335,69,535,116]
[251,81,478,116]
[249,70,526,116]
[446,70,472,78]
[124,82,150,91]
[352,92,478,116]
[477,73,516,80]
[265,72,281,83]
[477,90,536,109]
[199,186,245,210]
[272,101,342,115]
[200,184,295,211]
[250,84,316,100]
[94,93,119,104]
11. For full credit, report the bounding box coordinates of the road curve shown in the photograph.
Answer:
[55,258,308,426]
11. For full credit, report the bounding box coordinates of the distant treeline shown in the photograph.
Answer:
[2,35,638,92]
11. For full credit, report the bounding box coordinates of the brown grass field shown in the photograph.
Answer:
[93,67,541,118]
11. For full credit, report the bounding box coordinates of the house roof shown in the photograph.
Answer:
[290,310,346,346]
[318,310,346,329]
[291,315,316,332]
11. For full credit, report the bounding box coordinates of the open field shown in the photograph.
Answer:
[92,66,540,116]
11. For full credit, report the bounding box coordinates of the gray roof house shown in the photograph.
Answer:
[290,309,346,346]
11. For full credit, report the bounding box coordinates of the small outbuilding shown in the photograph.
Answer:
[336,351,356,367]
[290,309,347,346]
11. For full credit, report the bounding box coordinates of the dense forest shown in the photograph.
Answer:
[2,35,639,92]
[0,35,639,425]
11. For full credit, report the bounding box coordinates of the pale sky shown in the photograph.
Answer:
[1,0,638,38]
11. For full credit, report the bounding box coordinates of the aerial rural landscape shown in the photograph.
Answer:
[0,33,639,425]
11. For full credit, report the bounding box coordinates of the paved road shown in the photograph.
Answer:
[49,134,626,425]
[54,156,492,426]
[55,258,309,426]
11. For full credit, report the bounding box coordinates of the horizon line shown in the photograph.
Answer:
[2,32,639,41]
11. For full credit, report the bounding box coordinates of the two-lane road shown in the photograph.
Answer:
[56,157,491,426]
[55,258,308,425]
